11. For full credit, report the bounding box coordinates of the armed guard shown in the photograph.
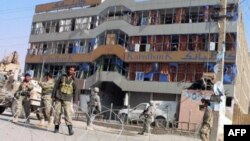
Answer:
[13,73,33,123]
[200,99,213,141]
[86,87,101,128]
[37,72,54,126]
[138,101,155,135]
[52,67,76,135]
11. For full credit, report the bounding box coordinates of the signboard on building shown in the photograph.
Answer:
[26,49,236,63]
[125,51,236,63]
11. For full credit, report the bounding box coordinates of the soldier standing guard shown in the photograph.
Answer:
[52,67,77,135]
[200,99,213,141]
[138,101,155,135]
[86,87,101,129]
[37,72,54,127]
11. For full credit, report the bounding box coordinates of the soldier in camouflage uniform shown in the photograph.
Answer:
[37,72,54,126]
[200,99,213,141]
[52,67,76,135]
[13,73,33,123]
[138,101,155,135]
[86,87,101,128]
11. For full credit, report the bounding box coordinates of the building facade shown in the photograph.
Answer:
[25,0,249,120]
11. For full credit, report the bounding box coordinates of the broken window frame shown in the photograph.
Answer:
[159,9,166,24]
[226,4,238,21]
[181,8,190,23]
[43,21,51,33]
[56,41,67,54]
[197,34,206,51]
[33,22,44,34]
[198,7,205,22]
[46,42,53,54]
[170,35,180,51]
[59,19,72,32]
[154,35,164,51]
[67,41,74,54]
[75,17,90,30]
[225,33,236,51]
[189,6,199,23]
[50,20,59,33]
[188,34,197,51]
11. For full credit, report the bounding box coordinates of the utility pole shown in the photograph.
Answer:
[210,0,227,141]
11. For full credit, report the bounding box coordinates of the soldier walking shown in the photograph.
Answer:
[37,72,54,127]
[138,101,155,135]
[13,73,33,123]
[52,67,77,135]
[86,87,101,129]
[200,99,213,141]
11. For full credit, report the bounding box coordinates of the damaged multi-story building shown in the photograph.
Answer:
[25,0,250,124]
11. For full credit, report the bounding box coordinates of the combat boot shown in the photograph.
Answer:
[138,132,144,135]
[68,125,74,135]
[47,121,53,127]
[54,125,59,133]
[26,118,30,124]
[47,117,53,127]
[12,117,18,123]
[37,119,45,126]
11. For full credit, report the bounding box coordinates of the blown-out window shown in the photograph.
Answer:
[59,19,72,32]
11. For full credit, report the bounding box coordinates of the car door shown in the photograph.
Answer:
[128,104,147,121]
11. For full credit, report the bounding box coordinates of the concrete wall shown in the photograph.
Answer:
[129,92,151,107]
[99,82,125,109]
[153,93,176,101]
[234,13,250,114]
[178,90,213,131]
[233,104,250,124]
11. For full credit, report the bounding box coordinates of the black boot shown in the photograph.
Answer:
[138,132,144,135]
[26,118,30,124]
[54,125,59,133]
[68,125,74,135]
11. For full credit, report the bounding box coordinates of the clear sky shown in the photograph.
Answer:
[0,0,250,72]
[0,0,57,72]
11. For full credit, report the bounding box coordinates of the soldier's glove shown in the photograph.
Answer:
[26,92,31,97]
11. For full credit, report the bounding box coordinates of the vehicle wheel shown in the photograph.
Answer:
[0,106,6,114]
[11,99,25,118]
[154,117,167,128]
[120,113,128,124]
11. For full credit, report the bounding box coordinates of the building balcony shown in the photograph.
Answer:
[34,0,237,20]
[26,45,124,63]
[29,20,237,42]
[82,71,234,96]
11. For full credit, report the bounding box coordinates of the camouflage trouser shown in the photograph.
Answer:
[86,106,98,126]
[141,118,152,133]
[200,124,210,141]
[15,95,30,118]
[38,95,52,121]
[54,100,73,125]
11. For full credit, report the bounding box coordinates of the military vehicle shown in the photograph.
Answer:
[0,51,21,114]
